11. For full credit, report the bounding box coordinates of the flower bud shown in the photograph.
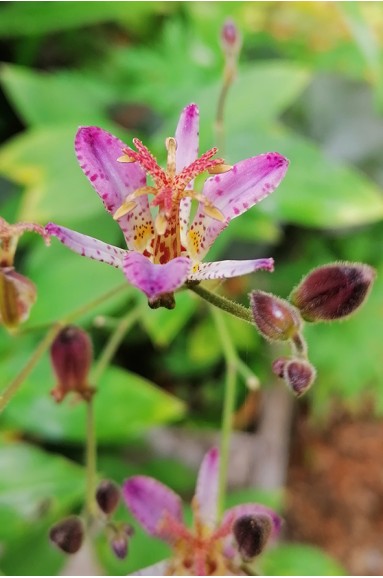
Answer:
[96,480,120,515]
[221,19,242,57]
[283,359,316,397]
[109,524,134,560]
[49,516,84,554]
[290,262,376,322]
[250,291,301,342]
[0,268,36,329]
[271,357,289,378]
[233,514,272,561]
[50,325,94,402]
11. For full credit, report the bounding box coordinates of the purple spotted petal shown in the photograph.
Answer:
[123,252,191,301]
[188,153,289,260]
[131,560,169,576]
[175,103,199,173]
[75,127,154,252]
[45,223,125,269]
[175,104,199,246]
[194,447,220,529]
[123,476,183,542]
[188,258,274,281]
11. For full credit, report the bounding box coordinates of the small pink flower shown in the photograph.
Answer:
[46,104,289,306]
[123,448,282,575]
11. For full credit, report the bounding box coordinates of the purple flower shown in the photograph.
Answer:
[46,104,288,306]
[123,448,282,575]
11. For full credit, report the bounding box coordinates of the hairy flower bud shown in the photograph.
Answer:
[290,262,376,322]
[49,516,84,554]
[271,356,289,378]
[0,268,36,329]
[50,325,94,402]
[283,359,316,397]
[250,290,301,342]
[233,514,272,561]
[96,480,120,515]
[108,523,134,560]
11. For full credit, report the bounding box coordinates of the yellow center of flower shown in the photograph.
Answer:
[113,138,231,264]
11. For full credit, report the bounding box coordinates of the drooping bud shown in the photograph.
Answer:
[250,291,301,342]
[108,523,134,560]
[0,268,37,329]
[0,216,49,267]
[271,356,289,378]
[49,516,84,554]
[96,480,120,515]
[290,262,376,322]
[221,19,242,58]
[50,325,94,402]
[233,514,272,561]
[283,359,316,397]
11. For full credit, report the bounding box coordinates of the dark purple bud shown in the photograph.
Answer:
[111,535,128,560]
[272,357,289,378]
[49,516,84,554]
[233,514,272,561]
[290,262,376,322]
[0,268,36,329]
[283,359,316,397]
[250,291,301,342]
[96,480,120,515]
[50,325,94,402]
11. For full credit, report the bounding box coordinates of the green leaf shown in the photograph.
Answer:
[0,440,84,525]
[0,65,117,127]
[0,2,170,37]
[260,543,346,576]
[140,291,197,347]
[0,127,105,224]
[227,125,383,228]
[1,348,186,443]
[24,240,129,326]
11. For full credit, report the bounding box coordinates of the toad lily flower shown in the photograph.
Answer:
[123,448,281,575]
[46,104,288,307]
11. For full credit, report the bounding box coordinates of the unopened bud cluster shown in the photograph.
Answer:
[250,262,375,397]
[95,479,134,560]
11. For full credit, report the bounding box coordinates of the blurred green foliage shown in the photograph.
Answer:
[1,1,382,574]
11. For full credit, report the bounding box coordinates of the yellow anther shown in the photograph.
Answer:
[113,200,137,220]
[166,137,177,177]
[203,204,226,222]
[154,211,168,235]
[117,154,136,163]
[207,163,233,174]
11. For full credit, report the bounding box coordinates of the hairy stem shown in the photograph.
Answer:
[211,306,238,518]
[84,306,141,522]
[189,283,253,324]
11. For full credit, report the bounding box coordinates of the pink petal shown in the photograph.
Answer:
[123,476,183,541]
[175,103,199,173]
[75,127,154,252]
[175,104,199,245]
[45,223,125,268]
[188,258,274,281]
[194,447,220,529]
[131,560,168,576]
[188,153,289,260]
[123,252,191,301]
[223,503,282,543]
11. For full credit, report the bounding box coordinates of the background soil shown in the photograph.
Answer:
[285,410,383,575]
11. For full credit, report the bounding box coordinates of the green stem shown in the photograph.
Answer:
[0,282,128,413]
[84,306,141,522]
[85,398,97,522]
[0,323,62,412]
[189,283,253,324]
[211,306,238,519]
